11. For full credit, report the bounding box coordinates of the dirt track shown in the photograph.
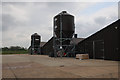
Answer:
[2,54,119,78]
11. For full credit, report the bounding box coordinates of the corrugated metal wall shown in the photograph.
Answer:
[76,19,120,61]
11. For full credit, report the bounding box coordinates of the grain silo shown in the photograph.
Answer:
[53,11,75,57]
[30,33,41,55]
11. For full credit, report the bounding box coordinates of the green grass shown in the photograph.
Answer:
[2,50,28,54]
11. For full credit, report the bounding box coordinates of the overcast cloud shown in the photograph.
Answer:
[1,2,118,48]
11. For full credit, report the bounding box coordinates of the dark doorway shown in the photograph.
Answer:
[85,41,93,59]
[85,40,104,59]
[94,40,104,59]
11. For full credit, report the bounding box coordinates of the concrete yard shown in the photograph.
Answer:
[2,54,119,78]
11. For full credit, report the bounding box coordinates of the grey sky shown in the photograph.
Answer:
[1,2,118,48]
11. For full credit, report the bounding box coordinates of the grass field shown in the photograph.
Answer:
[2,50,28,54]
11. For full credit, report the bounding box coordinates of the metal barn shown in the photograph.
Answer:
[76,19,120,61]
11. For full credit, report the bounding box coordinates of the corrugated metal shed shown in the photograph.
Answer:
[76,19,120,61]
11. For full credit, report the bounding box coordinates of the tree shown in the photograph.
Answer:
[2,47,9,51]
[2,46,27,51]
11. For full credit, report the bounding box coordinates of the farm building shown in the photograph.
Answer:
[76,19,120,61]
[30,11,119,61]
[41,37,84,57]
[41,37,54,56]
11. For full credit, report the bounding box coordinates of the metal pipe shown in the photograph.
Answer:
[60,14,63,58]
[93,41,95,59]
